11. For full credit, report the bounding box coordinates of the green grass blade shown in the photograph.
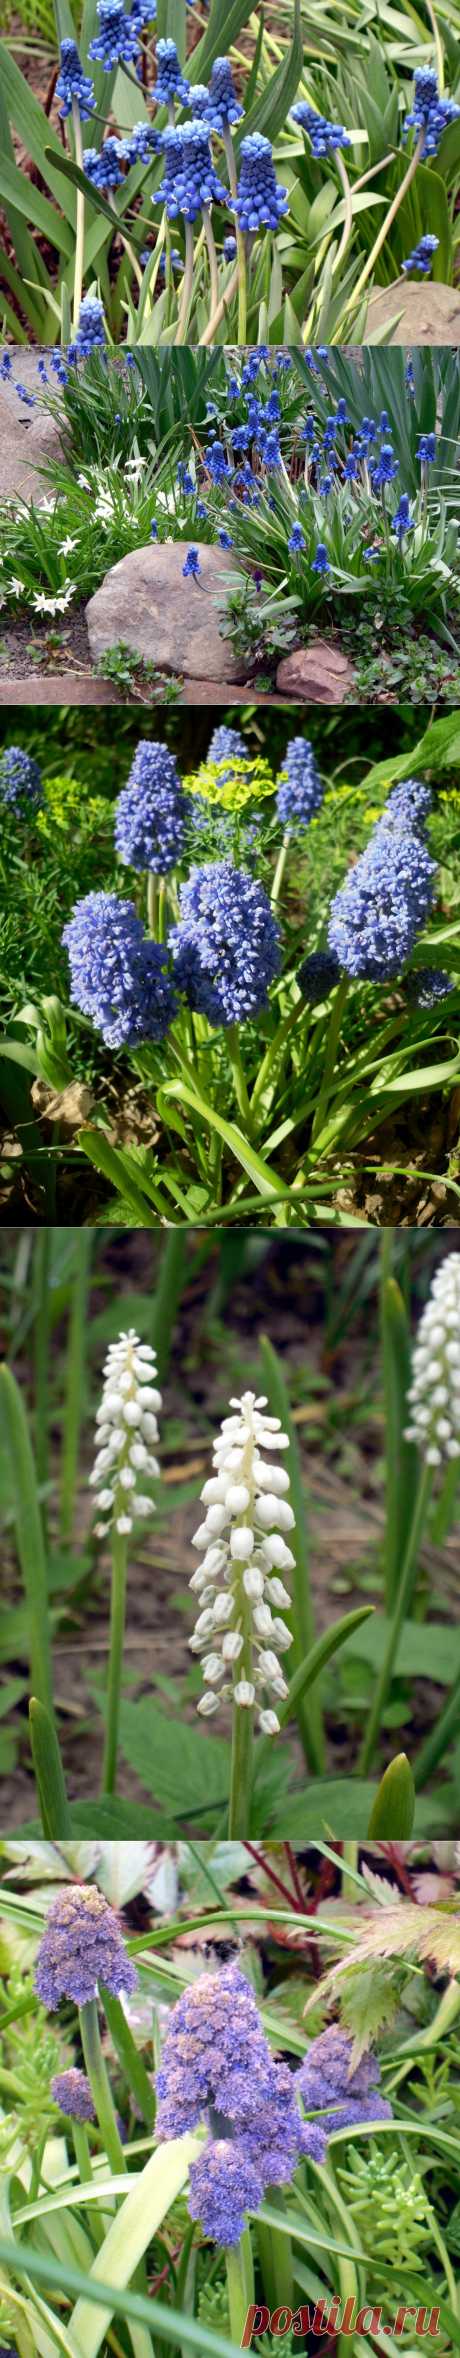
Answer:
[29,1697,72,1836]
[0,2235,243,2358]
[150,1232,187,1379]
[367,1752,415,1837]
[0,1363,54,1725]
[259,1332,324,1773]
[59,1234,93,1545]
[380,1259,418,1611]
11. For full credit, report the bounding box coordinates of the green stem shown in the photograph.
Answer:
[203,204,218,316]
[72,2121,94,2186]
[227,1026,255,1138]
[271,833,290,907]
[60,1234,92,1545]
[310,975,350,1144]
[79,1998,126,2181]
[359,1460,433,1775]
[175,220,195,345]
[34,1233,50,1511]
[331,148,353,279]
[430,1454,459,1545]
[222,125,248,343]
[147,870,158,938]
[199,256,239,346]
[29,1698,72,1838]
[0,1364,54,1726]
[225,2239,251,2345]
[101,1527,128,1796]
[256,2194,293,2310]
[339,126,425,327]
[71,100,85,334]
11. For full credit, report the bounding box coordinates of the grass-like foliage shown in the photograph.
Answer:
[0,0,459,343]
[0,1838,459,2358]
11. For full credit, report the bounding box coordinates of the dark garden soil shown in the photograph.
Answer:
[1,1231,458,1826]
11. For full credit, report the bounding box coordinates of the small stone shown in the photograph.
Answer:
[366,280,460,345]
[276,640,354,702]
[86,543,248,684]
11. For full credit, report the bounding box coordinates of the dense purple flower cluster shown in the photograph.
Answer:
[84,137,125,189]
[402,234,439,275]
[56,39,96,119]
[235,136,288,233]
[207,727,247,777]
[291,103,350,155]
[51,2067,95,2121]
[169,861,280,1025]
[160,122,227,220]
[156,1963,318,2243]
[115,740,189,872]
[35,1886,137,2009]
[63,891,176,1048]
[155,38,190,107]
[89,0,144,69]
[298,949,340,1004]
[204,56,243,130]
[67,298,106,362]
[327,797,436,981]
[296,2029,392,2134]
[384,781,432,828]
[404,67,460,157]
[405,966,455,1008]
[188,2140,262,2245]
[276,737,323,830]
[392,492,413,542]
[0,745,42,811]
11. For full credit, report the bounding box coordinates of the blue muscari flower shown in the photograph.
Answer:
[258,427,281,469]
[51,2069,95,2121]
[335,398,347,424]
[122,120,161,163]
[291,103,350,154]
[392,492,414,541]
[84,137,125,188]
[205,55,243,130]
[115,740,189,873]
[384,781,432,827]
[15,383,35,406]
[327,808,436,981]
[159,121,227,220]
[56,37,96,118]
[319,475,333,497]
[89,0,143,67]
[288,522,306,554]
[276,737,323,829]
[301,414,316,445]
[35,1886,138,2010]
[205,438,232,482]
[234,135,288,233]
[0,352,12,377]
[207,727,247,779]
[406,356,415,393]
[189,2140,263,2246]
[0,745,42,811]
[298,949,340,1004]
[219,528,233,546]
[343,448,358,480]
[183,546,201,578]
[155,37,190,106]
[62,890,176,1048]
[177,459,195,492]
[296,2030,392,2137]
[379,410,389,433]
[276,351,294,371]
[169,861,280,1025]
[402,233,439,275]
[372,441,399,488]
[196,500,207,519]
[223,232,237,260]
[150,518,159,537]
[416,431,436,463]
[363,545,380,562]
[406,965,455,1007]
[312,542,330,574]
[67,297,106,362]
[404,66,460,158]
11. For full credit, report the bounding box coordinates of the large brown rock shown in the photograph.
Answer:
[85,542,248,684]
[276,640,354,703]
[366,280,460,344]
[0,675,119,705]
[0,395,63,504]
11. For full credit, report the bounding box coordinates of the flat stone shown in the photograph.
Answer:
[366,280,460,344]
[85,542,248,684]
[276,640,354,702]
[0,388,63,503]
[0,676,118,705]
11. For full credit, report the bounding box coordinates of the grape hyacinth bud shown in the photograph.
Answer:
[155,38,190,107]
[56,38,96,119]
[205,56,243,130]
[35,1886,137,2009]
[291,103,350,155]
[51,2067,95,2121]
[405,1254,460,1465]
[276,737,323,829]
[63,891,176,1048]
[115,740,189,873]
[234,135,288,233]
[296,2029,392,2135]
[89,0,142,68]
[170,862,280,1026]
[327,809,436,981]
[89,1328,162,1540]
[67,297,106,362]
[0,745,42,811]
[187,1389,294,1729]
[402,234,439,275]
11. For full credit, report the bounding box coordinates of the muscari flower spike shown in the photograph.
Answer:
[187,1388,295,1731]
[84,137,126,189]
[234,135,288,233]
[89,0,142,69]
[276,737,323,829]
[51,2068,95,2121]
[159,121,227,220]
[56,38,96,119]
[405,1253,460,1466]
[90,1328,161,1540]
[298,949,340,1005]
[296,2029,392,2135]
[405,966,455,1009]
[291,102,350,155]
[155,37,190,107]
[383,781,433,829]
[156,1962,324,2246]
[62,890,176,1048]
[205,56,243,131]
[0,745,42,811]
[404,66,460,159]
[67,297,106,362]
[35,1885,137,2010]
[402,234,439,275]
[327,803,436,982]
[115,740,189,873]
[207,727,247,779]
[312,542,330,574]
[169,862,280,1026]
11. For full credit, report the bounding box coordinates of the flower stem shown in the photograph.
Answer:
[102,1526,128,1796]
[332,148,354,278]
[175,220,195,345]
[339,127,425,328]
[310,975,349,1144]
[147,870,158,937]
[359,1459,433,1774]
[225,2237,252,2343]
[222,125,248,344]
[199,258,240,345]
[71,99,85,334]
[203,204,219,317]
[227,1025,255,1137]
[271,832,290,907]
[80,1997,126,2179]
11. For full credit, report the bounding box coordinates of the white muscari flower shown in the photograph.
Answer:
[189,1389,294,1734]
[405,1254,460,1467]
[91,1328,161,1538]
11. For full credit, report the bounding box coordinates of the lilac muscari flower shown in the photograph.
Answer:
[290,102,351,156]
[276,737,323,829]
[298,949,341,1005]
[404,66,460,158]
[67,297,106,362]
[89,0,142,68]
[234,135,288,233]
[35,1886,137,2010]
[56,38,96,119]
[62,891,176,1048]
[207,726,247,777]
[312,542,330,574]
[327,809,436,981]
[406,966,455,1008]
[384,781,432,828]
[296,2029,392,2135]
[169,861,280,1026]
[156,1961,327,2248]
[160,121,227,221]
[189,2140,263,2244]
[115,740,189,873]
[402,234,439,275]
[52,2068,95,2121]
[155,37,190,107]
[0,745,42,811]
[183,547,201,578]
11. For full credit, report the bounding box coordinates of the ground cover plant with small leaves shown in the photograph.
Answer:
[1,1226,460,1841]
[0,1836,460,2358]
[1,0,460,345]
